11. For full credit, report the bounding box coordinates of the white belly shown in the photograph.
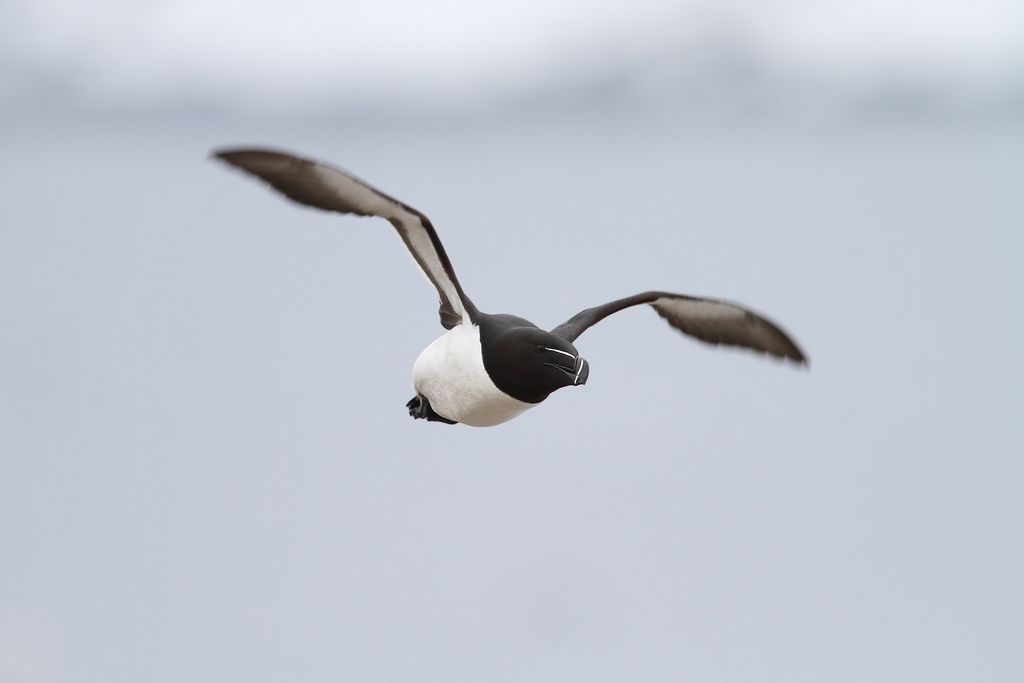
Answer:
[412,325,534,427]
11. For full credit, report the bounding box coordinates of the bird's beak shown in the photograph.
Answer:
[572,356,589,386]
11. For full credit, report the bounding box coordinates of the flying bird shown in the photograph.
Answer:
[212,148,807,427]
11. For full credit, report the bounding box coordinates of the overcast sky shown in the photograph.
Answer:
[2,3,1023,683]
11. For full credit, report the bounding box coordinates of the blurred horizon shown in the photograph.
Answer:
[3,0,1023,122]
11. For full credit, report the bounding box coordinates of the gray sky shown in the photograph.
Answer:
[2,3,1023,682]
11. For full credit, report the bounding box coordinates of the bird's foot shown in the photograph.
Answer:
[406,394,458,425]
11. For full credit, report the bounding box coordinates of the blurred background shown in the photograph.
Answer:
[2,1,1022,682]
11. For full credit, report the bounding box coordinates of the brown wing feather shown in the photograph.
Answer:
[551,291,806,364]
[212,148,476,329]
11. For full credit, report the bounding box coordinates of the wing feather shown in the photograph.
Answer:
[212,148,476,328]
[551,291,806,364]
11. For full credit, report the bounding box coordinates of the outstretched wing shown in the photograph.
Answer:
[551,291,806,364]
[212,148,477,329]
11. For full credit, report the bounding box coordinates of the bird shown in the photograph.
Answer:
[211,148,807,427]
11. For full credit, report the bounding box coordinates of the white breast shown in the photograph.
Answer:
[412,325,534,427]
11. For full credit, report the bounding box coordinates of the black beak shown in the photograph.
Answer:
[542,354,589,386]
[572,356,589,386]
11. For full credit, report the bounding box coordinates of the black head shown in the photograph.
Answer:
[479,314,589,404]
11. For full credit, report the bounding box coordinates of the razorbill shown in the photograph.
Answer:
[212,148,807,427]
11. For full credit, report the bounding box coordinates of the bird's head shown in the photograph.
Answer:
[483,326,588,404]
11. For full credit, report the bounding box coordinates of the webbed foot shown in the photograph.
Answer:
[406,394,458,425]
